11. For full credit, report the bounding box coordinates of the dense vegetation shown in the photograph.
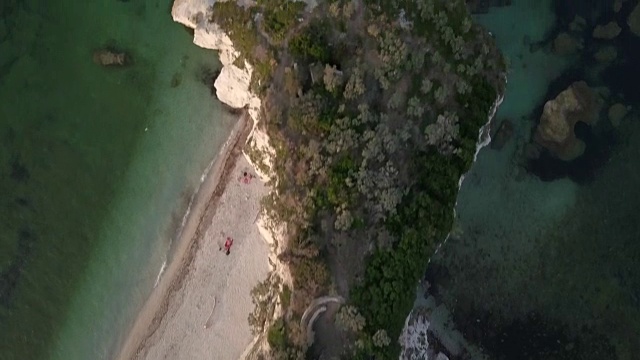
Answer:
[210,0,505,358]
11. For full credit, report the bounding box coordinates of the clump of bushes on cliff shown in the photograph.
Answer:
[213,0,505,358]
[209,0,312,94]
[289,21,332,63]
[350,79,497,358]
[208,2,258,58]
[209,2,276,94]
[259,0,307,42]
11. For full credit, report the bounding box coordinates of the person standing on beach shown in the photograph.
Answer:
[238,171,254,184]
[221,237,233,255]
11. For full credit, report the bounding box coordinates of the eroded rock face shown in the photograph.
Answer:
[629,2,640,37]
[592,21,621,39]
[171,0,214,29]
[92,49,129,66]
[171,0,271,181]
[171,0,261,118]
[534,81,603,161]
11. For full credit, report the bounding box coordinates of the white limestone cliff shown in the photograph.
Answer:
[172,1,289,357]
[172,0,280,273]
[172,0,274,182]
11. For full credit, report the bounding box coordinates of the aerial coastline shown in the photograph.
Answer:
[2,0,637,358]
[117,0,507,358]
[115,111,269,360]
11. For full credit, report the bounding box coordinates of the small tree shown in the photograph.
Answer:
[434,85,448,104]
[344,66,366,99]
[323,64,343,92]
[407,96,424,117]
[372,329,391,347]
[336,305,366,332]
[424,112,460,155]
[421,78,433,94]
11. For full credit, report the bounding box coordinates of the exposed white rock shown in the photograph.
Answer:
[458,88,505,189]
[172,0,214,29]
[214,63,253,108]
[171,0,272,181]
[193,21,239,65]
[399,308,431,360]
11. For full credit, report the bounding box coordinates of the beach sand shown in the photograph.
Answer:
[115,112,271,360]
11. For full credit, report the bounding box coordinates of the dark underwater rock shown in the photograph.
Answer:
[466,0,511,14]
[491,119,514,150]
[92,48,131,67]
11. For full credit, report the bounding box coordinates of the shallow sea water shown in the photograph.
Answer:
[0,0,235,359]
[422,0,640,359]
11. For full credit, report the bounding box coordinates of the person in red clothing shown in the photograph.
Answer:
[221,237,233,256]
[237,171,255,184]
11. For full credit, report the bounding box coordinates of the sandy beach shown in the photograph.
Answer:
[115,112,271,360]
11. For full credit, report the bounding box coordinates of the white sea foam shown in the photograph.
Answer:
[154,258,168,289]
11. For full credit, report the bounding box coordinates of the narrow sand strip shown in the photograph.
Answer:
[116,112,270,360]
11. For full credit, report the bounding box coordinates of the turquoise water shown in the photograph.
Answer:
[420,0,640,359]
[0,1,236,359]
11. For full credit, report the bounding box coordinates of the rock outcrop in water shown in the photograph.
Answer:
[628,2,640,37]
[534,81,603,161]
[592,21,621,39]
[92,48,130,67]
[552,32,583,56]
[92,49,131,66]
[608,103,629,128]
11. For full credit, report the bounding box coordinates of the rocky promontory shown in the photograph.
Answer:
[173,0,506,358]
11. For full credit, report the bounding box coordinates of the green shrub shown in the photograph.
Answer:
[267,318,287,349]
[280,285,292,309]
[210,2,258,57]
[289,22,332,63]
[350,78,497,359]
[325,155,359,209]
[290,257,328,292]
[260,0,306,41]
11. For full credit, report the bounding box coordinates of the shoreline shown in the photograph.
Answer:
[115,110,253,360]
